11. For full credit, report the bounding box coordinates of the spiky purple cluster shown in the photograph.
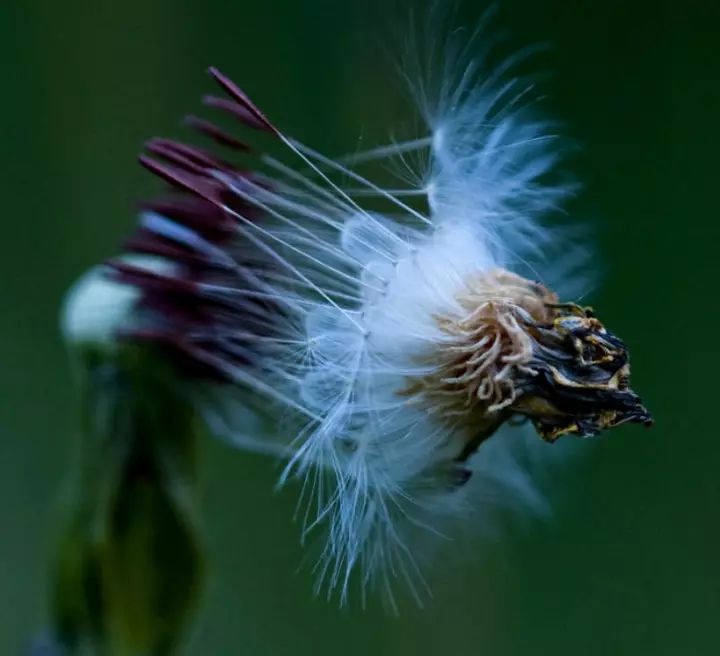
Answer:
[108,69,278,380]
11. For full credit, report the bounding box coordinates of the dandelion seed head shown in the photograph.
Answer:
[89,14,653,604]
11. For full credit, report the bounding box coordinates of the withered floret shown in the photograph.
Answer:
[409,269,652,461]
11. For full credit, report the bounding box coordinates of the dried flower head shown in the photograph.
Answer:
[94,20,652,604]
[418,269,650,450]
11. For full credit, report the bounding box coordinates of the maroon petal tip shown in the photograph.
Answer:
[184,115,251,152]
[139,154,222,205]
[206,67,277,135]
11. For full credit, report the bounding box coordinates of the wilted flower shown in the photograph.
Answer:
[92,24,652,604]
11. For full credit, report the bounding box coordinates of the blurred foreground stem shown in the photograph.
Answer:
[51,344,204,655]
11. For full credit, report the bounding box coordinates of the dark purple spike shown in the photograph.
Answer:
[114,67,286,384]
[110,261,254,317]
[108,261,199,296]
[145,139,209,176]
[207,67,278,134]
[139,155,223,206]
[140,196,236,238]
[124,230,234,271]
[124,229,237,276]
[202,95,271,132]
[141,196,225,223]
[125,230,197,259]
[176,342,245,379]
[184,115,251,151]
[149,138,235,172]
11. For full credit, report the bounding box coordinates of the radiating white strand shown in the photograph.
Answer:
[220,202,367,332]
[217,175,384,295]
[223,175,366,267]
[288,139,434,227]
[242,175,403,265]
[338,136,433,165]
[262,155,412,252]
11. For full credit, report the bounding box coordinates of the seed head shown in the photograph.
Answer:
[83,24,654,604]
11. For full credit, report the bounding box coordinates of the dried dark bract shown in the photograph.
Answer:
[512,302,653,442]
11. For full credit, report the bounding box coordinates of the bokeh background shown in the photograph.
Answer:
[2,0,719,654]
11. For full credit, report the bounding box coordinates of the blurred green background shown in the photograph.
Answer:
[1,0,719,654]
